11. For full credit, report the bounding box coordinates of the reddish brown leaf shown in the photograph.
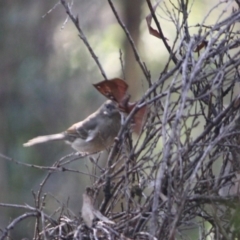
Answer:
[119,97,147,134]
[118,94,131,112]
[234,94,240,108]
[146,0,168,40]
[127,102,148,134]
[93,78,147,134]
[194,40,208,53]
[93,78,128,103]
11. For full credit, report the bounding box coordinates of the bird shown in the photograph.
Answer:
[23,100,121,153]
[82,187,115,227]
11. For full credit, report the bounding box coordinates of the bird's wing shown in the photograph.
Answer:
[78,116,101,142]
[66,117,99,142]
[66,122,89,140]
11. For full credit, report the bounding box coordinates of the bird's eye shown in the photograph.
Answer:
[103,101,119,116]
[106,103,114,111]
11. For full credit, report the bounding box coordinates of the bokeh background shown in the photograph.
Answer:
[0,0,237,238]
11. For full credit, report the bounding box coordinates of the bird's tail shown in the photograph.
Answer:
[23,133,65,147]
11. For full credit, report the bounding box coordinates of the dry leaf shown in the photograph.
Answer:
[146,0,168,40]
[120,95,148,134]
[126,102,148,134]
[93,78,128,103]
[234,94,240,108]
[81,188,95,227]
[93,78,147,134]
[194,40,208,53]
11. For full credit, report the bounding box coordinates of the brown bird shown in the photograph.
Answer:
[23,100,121,153]
[82,187,115,227]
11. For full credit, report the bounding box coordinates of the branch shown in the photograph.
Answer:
[60,0,108,80]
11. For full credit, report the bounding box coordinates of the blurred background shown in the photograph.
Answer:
[0,0,236,238]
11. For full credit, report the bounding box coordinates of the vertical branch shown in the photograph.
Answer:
[107,0,151,83]
[145,0,178,65]
[60,0,108,80]
[180,0,190,42]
